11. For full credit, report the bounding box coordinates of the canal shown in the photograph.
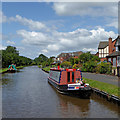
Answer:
[1,66,120,118]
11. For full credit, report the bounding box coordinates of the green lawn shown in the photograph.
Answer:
[0,68,8,73]
[16,66,24,69]
[43,66,51,72]
[0,66,25,73]
[83,77,119,97]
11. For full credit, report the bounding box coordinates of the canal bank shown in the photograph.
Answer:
[2,66,120,118]
[0,65,31,74]
[42,67,120,105]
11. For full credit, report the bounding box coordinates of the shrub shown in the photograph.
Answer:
[96,62,112,74]
[81,61,97,72]
[61,61,72,68]
[72,64,82,69]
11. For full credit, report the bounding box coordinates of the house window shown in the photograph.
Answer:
[116,47,118,51]
[108,58,111,62]
[117,56,120,66]
[99,49,101,53]
[113,58,116,67]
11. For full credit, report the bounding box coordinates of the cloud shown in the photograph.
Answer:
[17,27,117,56]
[0,45,6,50]
[83,48,97,52]
[41,49,48,53]
[52,2,118,17]
[106,19,118,29]
[10,15,49,31]
[17,29,54,45]
[6,40,15,45]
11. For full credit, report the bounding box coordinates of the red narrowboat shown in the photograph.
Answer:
[48,67,92,98]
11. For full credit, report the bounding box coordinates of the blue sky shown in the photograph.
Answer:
[1,2,118,59]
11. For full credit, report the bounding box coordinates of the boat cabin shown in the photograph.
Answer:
[49,68,82,85]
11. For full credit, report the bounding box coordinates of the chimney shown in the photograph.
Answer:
[109,37,112,54]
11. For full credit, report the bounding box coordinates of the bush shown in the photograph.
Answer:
[81,61,97,72]
[61,61,72,68]
[72,64,82,69]
[96,62,112,74]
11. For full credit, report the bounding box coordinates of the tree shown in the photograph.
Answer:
[91,55,100,62]
[61,61,72,68]
[79,52,93,63]
[69,57,74,65]
[34,54,48,65]
[6,46,19,55]
[2,46,32,68]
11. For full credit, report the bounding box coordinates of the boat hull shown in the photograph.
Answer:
[48,78,92,99]
[7,70,16,73]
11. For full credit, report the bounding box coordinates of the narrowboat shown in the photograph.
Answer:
[7,64,17,73]
[7,69,16,73]
[48,67,92,98]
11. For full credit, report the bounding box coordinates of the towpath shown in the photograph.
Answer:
[82,72,118,86]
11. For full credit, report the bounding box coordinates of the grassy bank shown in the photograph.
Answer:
[0,66,26,73]
[0,68,8,73]
[83,77,119,97]
[16,66,25,69]
[42,66,51,72]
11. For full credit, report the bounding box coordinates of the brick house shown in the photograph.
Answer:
[106,36,120,75]
[57,51,83,63]
[98,37,116,61]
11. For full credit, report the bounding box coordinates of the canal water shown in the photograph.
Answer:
[1,66,120,118]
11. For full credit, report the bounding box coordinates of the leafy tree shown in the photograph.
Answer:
[34,54,48,65]
[69,57,79,65]
[69,57,74,65]
[81,61,97,72]
[2,46,33,68]
[96,62,112,74]
[91,55,100,62]
[6,46,19,55]
[47,57,54,66]
[72,64,81,69]
[79,52,93,63]
[61,61,72,68]
[79,52,100,63]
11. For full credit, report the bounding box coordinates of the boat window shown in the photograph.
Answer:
[67,72,70,83]
[72,72,74,82]
[49,70,61,82]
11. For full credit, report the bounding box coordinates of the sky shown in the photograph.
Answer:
[1,2,119,59]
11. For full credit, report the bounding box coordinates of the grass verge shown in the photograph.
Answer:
[42,66,51,72]
[0,66,26,73]
[83,77,119,97]
[0,68,8,73]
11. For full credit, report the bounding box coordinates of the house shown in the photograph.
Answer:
[98,37,116,61]
[57,51,83,63]
[106,36,120,75]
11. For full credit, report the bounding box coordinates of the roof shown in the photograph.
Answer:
[115,35,120,47]
[106,51,120,57]
[57,51,83,58]
[98,41,109,49]
[50,68,65,71]
[50,68,77,72]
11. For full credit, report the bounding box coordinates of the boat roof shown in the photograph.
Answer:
[50,68,65,71]
[50,68,77,72]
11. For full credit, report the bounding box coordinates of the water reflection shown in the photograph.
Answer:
[49,84,90,118]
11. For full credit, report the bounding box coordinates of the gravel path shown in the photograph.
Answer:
[82,72,119,86]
